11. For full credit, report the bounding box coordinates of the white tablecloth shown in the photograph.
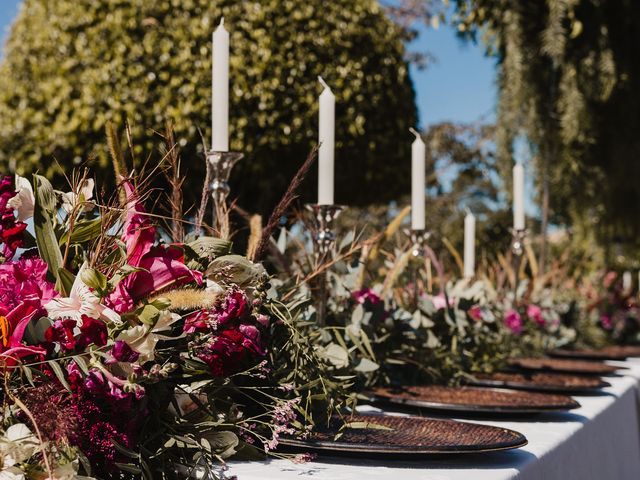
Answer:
[228,358,640,480]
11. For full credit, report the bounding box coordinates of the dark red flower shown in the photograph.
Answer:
[45,319,77,351]
[0,176,26,260]
[183,309,211,333]
[352,288,382,306]
[198,330,248,377]
[218,288,248,324]
[77,316,108,349]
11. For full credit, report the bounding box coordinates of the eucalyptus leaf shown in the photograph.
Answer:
[58,218,103,246]
[353,358,379,373]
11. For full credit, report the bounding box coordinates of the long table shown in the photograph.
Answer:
[228,358,640,480]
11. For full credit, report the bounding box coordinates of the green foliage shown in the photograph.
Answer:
[0,0,416,215]
[453,0,640,252]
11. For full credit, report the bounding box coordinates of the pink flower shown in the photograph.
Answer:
[0,256,56,317]
[105,181,202,313]
[468,306,483,322]
[603,271,617,288]
[504,309,523,335]
[0,298,47,360]
[352,288,381,306]
[601,314,613,330]
[429,294,457,311]
[527,304,545,326]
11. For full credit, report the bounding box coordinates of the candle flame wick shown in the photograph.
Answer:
[318,76,330,90]
[465,206,473,216]
[219,17,224,27]
[409,127,421,139]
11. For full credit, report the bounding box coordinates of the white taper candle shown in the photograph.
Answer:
[212,18,229,151]
[464,210,476,278]
[410,128,426,230]
[318,77,335,205]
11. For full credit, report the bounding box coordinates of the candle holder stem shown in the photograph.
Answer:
[405,228,431,309]
[207,150,243,239]
[306,204,345,327]
[510,228,527,305]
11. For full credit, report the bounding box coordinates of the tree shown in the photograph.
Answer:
[0,0,417,215]
[451,0,640,259]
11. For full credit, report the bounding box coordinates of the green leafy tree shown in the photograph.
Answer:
[0,0,416,215]
[451,0,640,261]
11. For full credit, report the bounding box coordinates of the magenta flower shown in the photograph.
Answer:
[183,287,250,334]
[352,288,382,306]
[110,340,140,363]
[0,298,47,363]
[105,181,202,313]
[527,304,545,326]
[504,309,523,335]
[600,314,613,330]
[0,256,57,317]
[468,306,483,322]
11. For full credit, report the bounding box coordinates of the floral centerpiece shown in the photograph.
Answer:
[0,162,345,479]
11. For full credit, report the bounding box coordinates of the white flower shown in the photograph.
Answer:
[45,264,121,324]
[0,467,25,480]
[43,461,96,480]
[61,179,94,214]
[0,424,38,475]
[7,175,35,222]
[116,310,180,363]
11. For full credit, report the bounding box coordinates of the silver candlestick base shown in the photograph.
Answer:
[305,204,345,328]
[510,228,528,303]
[305,204,345,257]
[511,228,527,257]
[405,228,432,258]
[404,228,431,308]
[207,150,243,237]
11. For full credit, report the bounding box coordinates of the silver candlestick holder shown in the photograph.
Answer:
[306,204,345,258]
[207,150,243,237]
[510,228,528,303]
[404,228,431,308]
[306,204,345,327]
[405,228,432,258]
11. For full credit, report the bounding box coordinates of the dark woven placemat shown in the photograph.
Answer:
[364,385,579,413]
[508,357,624,375]
[280,414,527,454]
[547,347,628,361]
[469,372,610,393]
[599,345,640,358]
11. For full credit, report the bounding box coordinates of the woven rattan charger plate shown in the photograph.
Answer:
[468,372,610,394]
[547,347,628,361]
[508,357,625,375]
[279,413,527,455]
[362,385,579,414]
